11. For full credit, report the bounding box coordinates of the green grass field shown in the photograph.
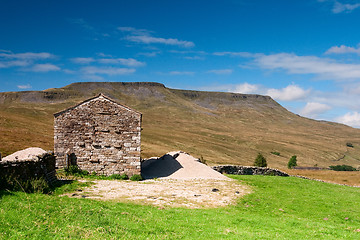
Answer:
[1,176,359,239]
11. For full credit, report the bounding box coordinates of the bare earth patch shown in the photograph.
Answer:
[64,151,251,208]
[72,178,250,208]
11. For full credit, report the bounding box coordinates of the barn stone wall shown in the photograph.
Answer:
[54,95,141,176]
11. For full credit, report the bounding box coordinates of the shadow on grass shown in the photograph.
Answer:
[0,179,75,197]
[50,179,74,190]
[0,190,14,199]
[49,179,76,195]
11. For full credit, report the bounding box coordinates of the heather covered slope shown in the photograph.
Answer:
[1,82,360,169]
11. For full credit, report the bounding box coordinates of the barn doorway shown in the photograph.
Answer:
[66,153,77,168]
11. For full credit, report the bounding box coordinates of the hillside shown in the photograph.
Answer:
[1,81,360,169]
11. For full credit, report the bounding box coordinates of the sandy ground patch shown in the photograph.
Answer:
[64,151,250,208]
[69,178,250,208]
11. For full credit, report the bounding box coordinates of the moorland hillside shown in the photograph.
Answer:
[1,81,360,169]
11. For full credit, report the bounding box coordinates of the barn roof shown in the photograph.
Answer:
[54,93,142,117]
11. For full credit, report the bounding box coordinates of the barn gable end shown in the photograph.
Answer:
[54,93,141,176]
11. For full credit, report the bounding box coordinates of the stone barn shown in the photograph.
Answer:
[54,93,141,176]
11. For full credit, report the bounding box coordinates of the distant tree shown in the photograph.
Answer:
[287,155,297,169]
[254,153,267,167]
[329,165,357,171]
[346,142,354,148]
[271,151,280,156]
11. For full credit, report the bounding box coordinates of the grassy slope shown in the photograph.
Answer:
[283,169,360,186]
[1,176,360,239]
[1,82,360,169]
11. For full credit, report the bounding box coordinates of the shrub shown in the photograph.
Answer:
[109,174,129,180]
[64,165,89,176]
[0,176,50,194]
[271,152,280,156]
[329,165,357,171]
[130,174,143,181]
[346,142,354,148]
[199,155,207,165]
[29,178,51,193]
[65,165,81,175]
[254,153,267,167]
[287,155,297,169]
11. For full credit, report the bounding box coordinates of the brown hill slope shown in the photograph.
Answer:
[1,82,360,169]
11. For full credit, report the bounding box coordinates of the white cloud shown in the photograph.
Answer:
[184,56,205,60]
[81,66,135,75]
[325,44,360,55]
[252,53,360,80]
[29,64,60,72]
[97,53,113,58]
[137,51,161,57]
[118,26,152,36]
[300,102,332,118]
[233,83,260,94]
[71,57,95,64]
[0,51,54,60]
[63,69,76,74]
[169,71,195,75]
[307,86,360,112]
[336,112,360,127]
[198,82,262,95]
[215,51,360,80]
[170,50,207,54]
[207,69,233,75]
[17,84,32,89]
[82,74,104,81]
[343,83,360,95]
[266,84,310,101]
[0,51,56,69]
[318,0,360,13]
[200,83,308,98]
[169,50,206,60]
[333,1,360,13]
[0,60,30,68]
[98,58,145,67]
[0,50,60,74]
[125,35,195,48]
[71,56,145,67]
[213,51,253,57]
[119,26,195,48]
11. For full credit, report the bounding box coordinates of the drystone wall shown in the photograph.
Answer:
[54,95,141,176]
[212,165,289,176]
[0,152,56,184]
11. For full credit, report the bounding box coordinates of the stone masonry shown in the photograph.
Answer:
[212,165,289,176]
[0,150,57,186]
[54,93,141,176]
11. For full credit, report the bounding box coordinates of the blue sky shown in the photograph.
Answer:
[2,0,360,127]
